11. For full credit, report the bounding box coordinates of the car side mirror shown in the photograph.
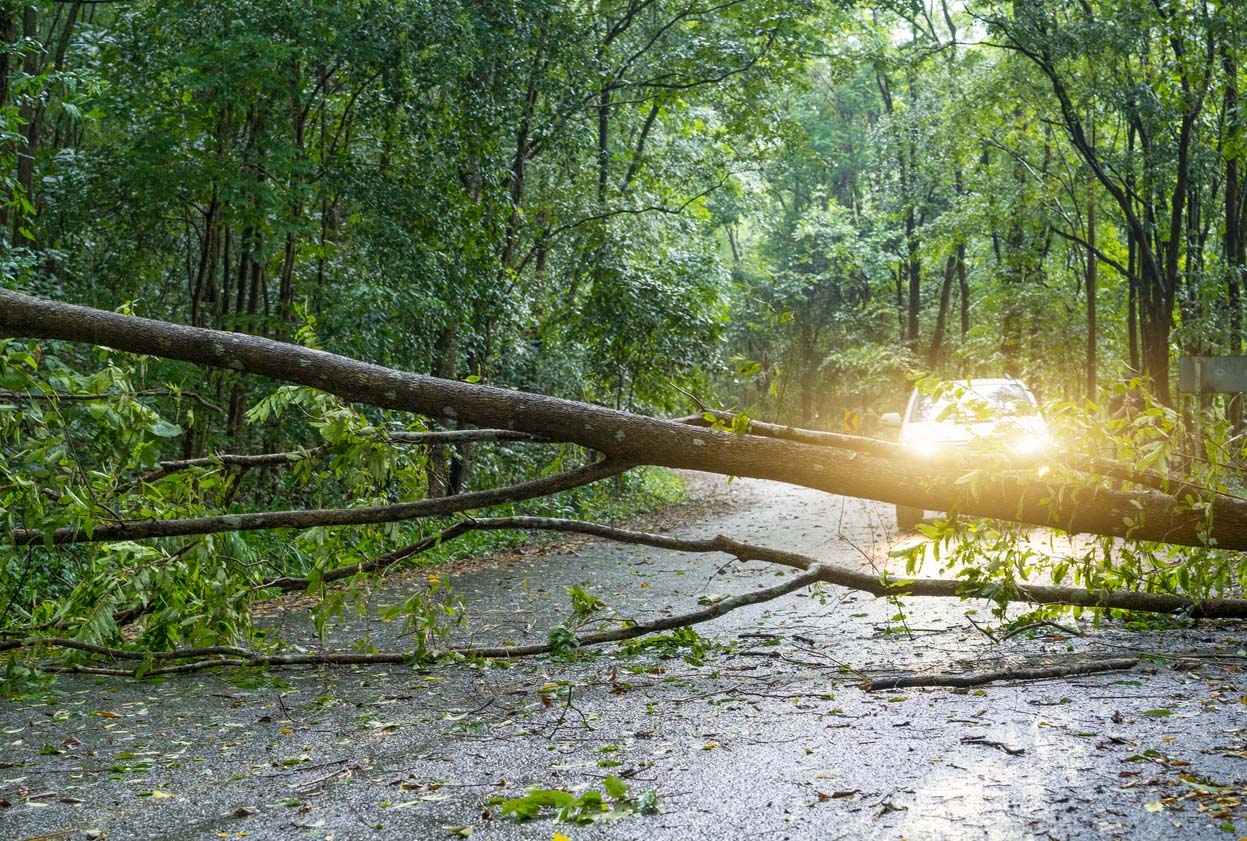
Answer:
[880,412,901,428]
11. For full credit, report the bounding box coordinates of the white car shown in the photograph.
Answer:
[880,378,1051,529]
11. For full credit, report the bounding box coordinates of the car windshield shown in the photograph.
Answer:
[910,381,1038,423]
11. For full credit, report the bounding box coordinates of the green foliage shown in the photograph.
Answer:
[488,776,658,824]
[619,627,714,667]
[546,583,609,657]
[890,388,1247,624]
[546,625,581,658]
[565,584,607,626]
[0,342,686,669]
[0,340,248,644]
[377,573,466,661]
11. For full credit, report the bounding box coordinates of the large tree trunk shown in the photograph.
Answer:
[1225,38,1244,431]
[927,253,955,368]
[3,289,1246,550]
[11,5,38,242]
[1085,196,1096,399]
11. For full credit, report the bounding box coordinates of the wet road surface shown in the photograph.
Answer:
[3,476,1246,840]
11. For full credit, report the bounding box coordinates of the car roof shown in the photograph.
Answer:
[904,378,1041,421]
[926,378,1027,387]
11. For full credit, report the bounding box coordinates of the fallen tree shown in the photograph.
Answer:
[2,288,1247,679]
[1,289,1242,549]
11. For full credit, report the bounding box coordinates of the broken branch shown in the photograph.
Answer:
[8,565,828,676]
[335,516,1247,619]
[0,386,225,414]
[387,429,545,445]
[133,430,541,485]
[677,410,900,457]
[135,444,331,484]
[863,657,1140,690]
[9,460,627,545]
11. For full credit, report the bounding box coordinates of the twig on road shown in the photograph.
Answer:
[861,657,1140,690]
[961,735,1025,756]
[998,620,1083,642]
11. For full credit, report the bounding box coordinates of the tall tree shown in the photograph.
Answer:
[988,0,1219,403]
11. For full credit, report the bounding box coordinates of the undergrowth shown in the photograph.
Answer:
[0,339,686,673]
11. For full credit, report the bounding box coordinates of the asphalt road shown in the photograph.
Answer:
[3,476,1246,840]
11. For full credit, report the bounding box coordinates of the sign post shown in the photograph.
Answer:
[1178,356,1247,394]
[1177,356,1247,445]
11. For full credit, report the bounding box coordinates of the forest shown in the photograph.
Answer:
[2,0,1247,672]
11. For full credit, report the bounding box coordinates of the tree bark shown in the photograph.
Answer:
[8,458,624,546]
[1086,195,1097,398]
[11,5,38,241]
[928,253,955,367]
[957,242,969,337]
[4,290,1247,550]
[1225,37,1244,431]
[864,658,1139,691]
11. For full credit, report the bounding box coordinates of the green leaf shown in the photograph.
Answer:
[603,775,629,800]
[634,790,659,814]
[1178,776,1236,795]
[148,418,183,438]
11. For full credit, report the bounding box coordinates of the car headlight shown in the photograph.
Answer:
[902,426,945,457]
